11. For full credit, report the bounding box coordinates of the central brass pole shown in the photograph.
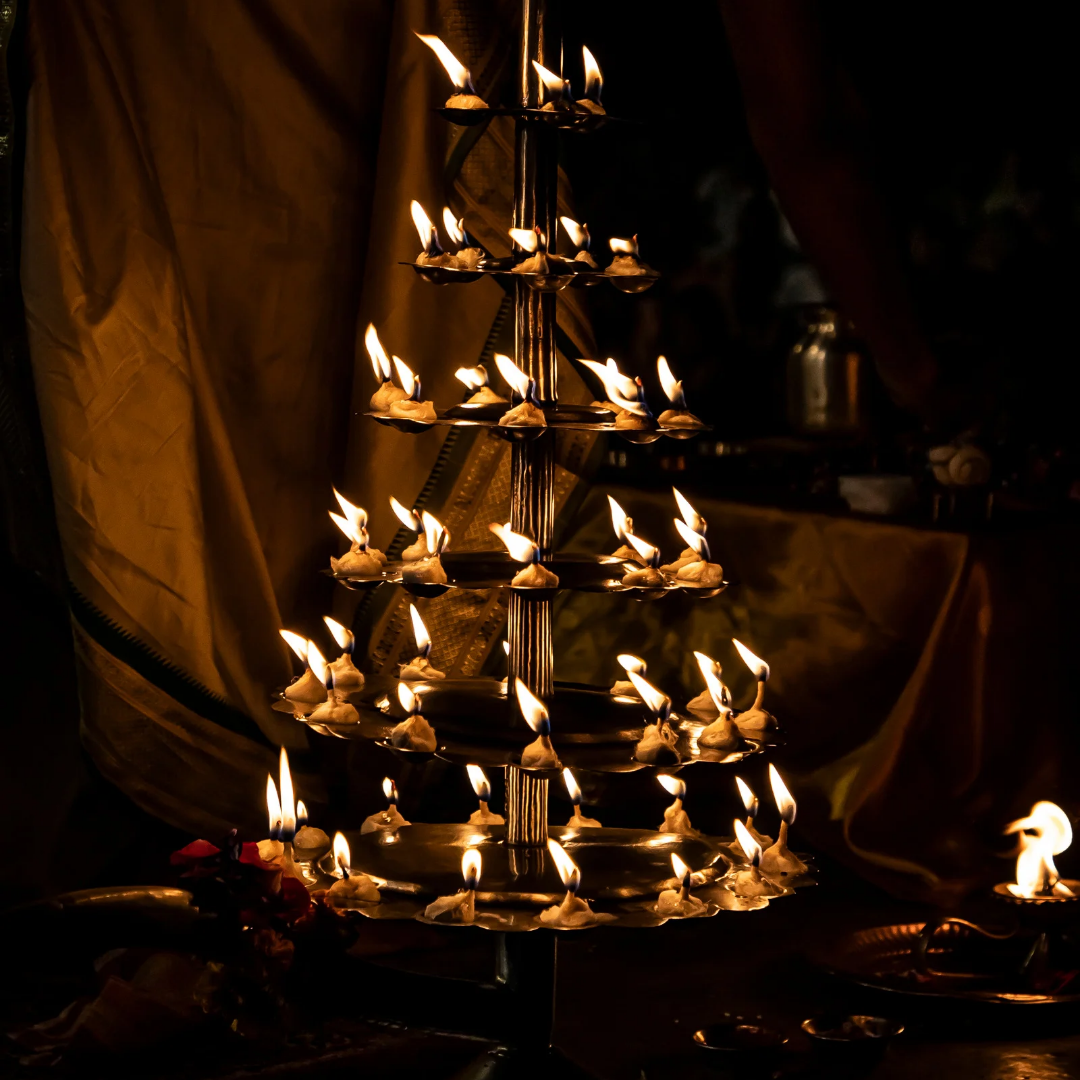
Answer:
[506,0,557,848]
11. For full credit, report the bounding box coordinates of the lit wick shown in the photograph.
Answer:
[730,819,784,898]
[400,509,450,585]
[306,641,360,724]
[455,362,507,405]
[538,839,614,927]
[361,776,412,834]
[606,496,640,562]
[494,352,546,427]
[533,59,573,112]
[386,347,437,424]
[1004,801,1076,899]
[656,356,705,430]
[278,747,304,882]
[610,652,646,698]
[577,46,605,114]
[414,32,488,110]
[656,852,707,918]
[732,639,778,735]
[489,521,559,588]
[442,207,486,271]
[323,615,364,690]
[326,831,381,908]
[560,217,599,269]
[629,670,680,765]
[692,652,740,750]
[656,774,700,837]
[516,679,561,769]
[280,629,327,712]
[390,682,437,752]
[467,764,505,825]
[399,603,446,680]
[424,848,483,923]
[622,533,666,589]
[759,765,810,878]
[563,768,602,828]
[578,357,655,431]
[607,234,655,279]
[256,773,286,867]
[365,324,408,413]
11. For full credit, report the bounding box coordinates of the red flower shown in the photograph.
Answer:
[170,839,221,866]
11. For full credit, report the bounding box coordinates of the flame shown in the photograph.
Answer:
[442,207,465,246]
[307,640,329,687]
[462,848,482,890]
[607,495,633,543]
[455,364,489,391]
[563,767,583,805]
[279,629,309,663]
[392,356,419,400]
[494,352,533,401]
[420,510,449,555]
[467,764,491,801]
[382,777,398,804]
[579,358,639,404]
[674,519,710,560]
[625,532,660,567]
[296,800,308,827]
[547,838,581,893]
[397,682,419,716]
[266,774,282,835]
[582,45,603,102]
[365,324,392,382]
[628,670,670,718]
[279,747,296,839]
[734,819,762,866]
[323,616,354,653]
[329,510,365,548]
[609,236,639,256]
[617,653,646,675]
[532,59,570,102]
[733,639,770,682]
[502,640,510,656]
[508,227,540,254]
[515,678,550,734]
[671,852,691,886]
[560,216,590,250]
[768,764,796,826]
[657,356,686,408]
[390,496,421,532]
[410,199,441,253]
[735,776,758,817]
[414,32,474,91]
[672,488,705,535]
[1006,801,1074,898]
[489,521,539,564]
[693,653,729,714]
[657,774,686,800]
[333,831,351,877]
[409,603,432,657]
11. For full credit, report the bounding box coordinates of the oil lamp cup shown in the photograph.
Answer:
[692,1021,788,1072]
[801,1015,904,1071]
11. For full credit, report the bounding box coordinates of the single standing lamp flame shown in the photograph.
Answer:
[329,510,367,549]
[508,227,541,254]
[421,510,449,555]
[279,630,308,663]
[442,207,465,246]
[392,356,420,401]
[579,357,639,405]
[657,356,687,409]
[657,774,686,801]
[333,489,368,531]
[609,236,639,256]
[462,848,482,891]
[671,852,692,890]
[410,199,442,255]
[323,616,354,654]
[382,777,399,806]
[296,800,308,828]
[455,364,489,391]
[734,818,762,867]
[333,831,351,878]
[625,532,661,568]
[563,768,583,805]
[672,487,706,535]
[414,32,476,92]
[736,776,759,819]
[365,324,393,382]
[397,683,419,717]
[489,521,539,564]
[515,678,550,736]
[617,653,646,676]
[306,641,329,688]
[734,639,771,711]
[769,764,796,825]
[628,670,670,720]
[279,747,296,842]
[547,838,582,894]
[267,774,282,840]
[1005,801,1075,898]
[409,603,432,658]
[467,764,491,802]
[607,496,634,543]
[693,651,729,713]
[582,45,603,103]
[560,216,591,251]
[390,496,421,532]
[533,59,571,105]
[494,352,536,402]
[674,519,710,561]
